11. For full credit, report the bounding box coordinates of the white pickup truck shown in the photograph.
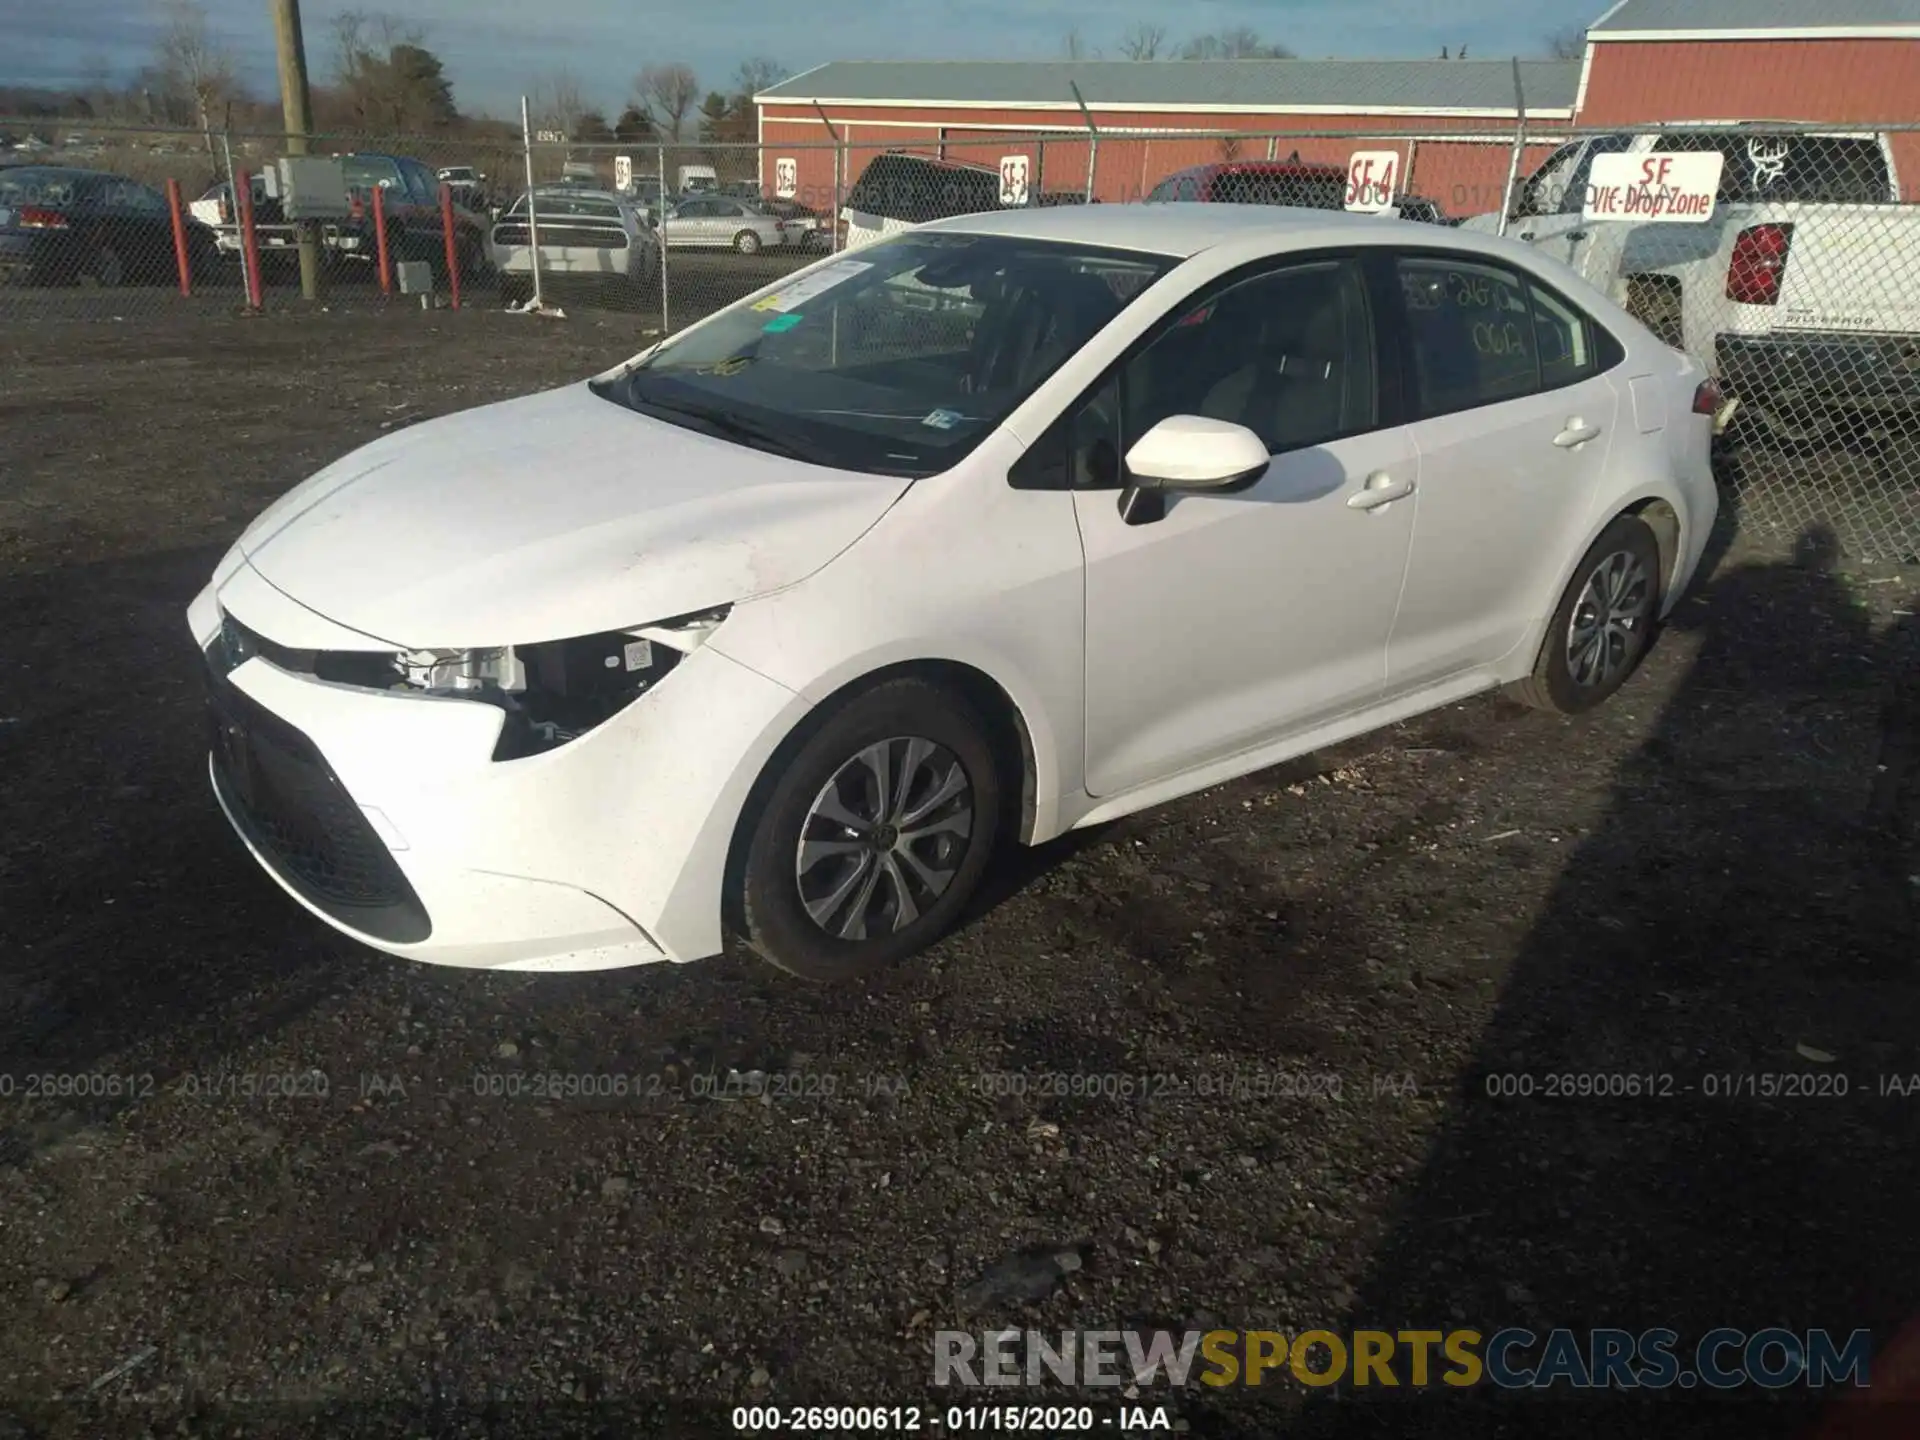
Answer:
[1465,126,1920,444]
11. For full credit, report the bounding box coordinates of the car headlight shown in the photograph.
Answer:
[230,605,730,761]
[408,607,732,761]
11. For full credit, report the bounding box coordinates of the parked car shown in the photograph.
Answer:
[0,165,221,285]
[839,153,1002,250]
[489,186,658,303]
[836,152,1098,252]
[658,195,793,253]
[189,176,297,259]
[1461,125,1920,444]
[763,198,831,251]
[189,205,1719,982]
[1144,159,1350,207]
[325,152,489,279]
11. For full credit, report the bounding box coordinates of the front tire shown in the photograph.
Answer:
[733,229,761,255]
[736,679,1002,981]
[1507,515,1662,715]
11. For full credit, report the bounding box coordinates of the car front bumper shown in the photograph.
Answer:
[188,572,803,971]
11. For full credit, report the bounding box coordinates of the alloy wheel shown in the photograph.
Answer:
[794,736,974,940]
[1565,549,1651,689]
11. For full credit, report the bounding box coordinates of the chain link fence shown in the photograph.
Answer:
[7,112,1918,563]
[1478,122,1920,564]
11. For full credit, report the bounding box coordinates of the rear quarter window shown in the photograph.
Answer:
[1660,133,1892,204]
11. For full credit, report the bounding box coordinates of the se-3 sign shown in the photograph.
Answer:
[1584,152,1725,222]
[999,155,1030,206]
[1345,150,1400,213]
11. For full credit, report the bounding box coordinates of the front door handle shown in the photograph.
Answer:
[1554,420,1602,449]
[1347,472,1416,511]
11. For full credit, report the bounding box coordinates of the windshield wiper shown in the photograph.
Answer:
[621,387,820,463]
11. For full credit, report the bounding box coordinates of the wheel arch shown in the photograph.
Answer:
[1514,483,1691,680]
[717,656,1044,938]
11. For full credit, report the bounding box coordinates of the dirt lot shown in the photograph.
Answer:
[1,307,1917,1440]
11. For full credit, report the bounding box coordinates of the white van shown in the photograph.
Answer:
[676,165,718,194]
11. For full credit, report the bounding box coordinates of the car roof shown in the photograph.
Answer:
[917,202,1509,259]
[0,165,112,182]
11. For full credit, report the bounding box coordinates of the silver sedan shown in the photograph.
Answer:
[658,196,794,254]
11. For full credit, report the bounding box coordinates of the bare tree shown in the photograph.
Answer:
[154,0,236,155]
[1546,26,1587,59]
[529,70,590,140]
[1119,23,1166,61]
[635,62,700,142]
[733,56,788,101]
[1182,27,1293,59]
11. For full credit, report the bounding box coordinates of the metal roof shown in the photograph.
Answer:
[757,60,1580,115]
[1591,0,1920,33]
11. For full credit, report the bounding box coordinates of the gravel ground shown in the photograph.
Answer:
[1,308,1917,1440]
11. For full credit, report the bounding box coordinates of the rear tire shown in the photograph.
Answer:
[1507,515,1662,715]
[86,243,126,288]
[735,679,1002,982]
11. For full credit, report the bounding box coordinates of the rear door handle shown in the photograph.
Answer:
[1347,473,1416,511]
[1553,421,1602,449]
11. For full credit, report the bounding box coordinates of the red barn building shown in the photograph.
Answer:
[754,0,1920,217]
[1576,0,1920,196]
[753,59,1578,219]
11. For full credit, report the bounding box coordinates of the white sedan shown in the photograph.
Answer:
[657,195,794,253]
[188,205,1720,981]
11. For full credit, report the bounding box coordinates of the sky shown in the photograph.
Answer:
[2,0,1604,119]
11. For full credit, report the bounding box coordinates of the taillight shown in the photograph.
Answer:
[1692,378,1724,416]
[18,206,68,229]
[1726,222,1793,306]
[218,198,232,223]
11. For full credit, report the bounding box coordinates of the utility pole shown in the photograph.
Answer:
[270,0,322,300]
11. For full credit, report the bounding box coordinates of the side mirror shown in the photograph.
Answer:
[1123,415,1269,490]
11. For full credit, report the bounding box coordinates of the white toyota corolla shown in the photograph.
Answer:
[189,205,1721,981]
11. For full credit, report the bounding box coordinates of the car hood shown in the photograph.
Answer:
[235,382,909,649]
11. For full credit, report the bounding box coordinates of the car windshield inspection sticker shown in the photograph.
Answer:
[921,408,964,430]
[751,260,873,313]
[761,312,804,333]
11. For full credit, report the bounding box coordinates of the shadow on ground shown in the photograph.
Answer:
[1222,524,1920,1439]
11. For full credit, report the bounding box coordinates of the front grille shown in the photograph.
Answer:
[204,645,431,944]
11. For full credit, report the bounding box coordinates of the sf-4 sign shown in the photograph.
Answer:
[1345,150,1400,213]
[999,154,1030,207]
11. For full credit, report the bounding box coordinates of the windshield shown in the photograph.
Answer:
[598,232,1175,477]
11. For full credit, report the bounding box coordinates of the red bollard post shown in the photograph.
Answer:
[236,169,264,310]
[165,177,193,296]
[439,182,462,310]
[372,183,392,296]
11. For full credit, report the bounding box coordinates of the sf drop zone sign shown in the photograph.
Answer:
[1584,151,1725,222]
